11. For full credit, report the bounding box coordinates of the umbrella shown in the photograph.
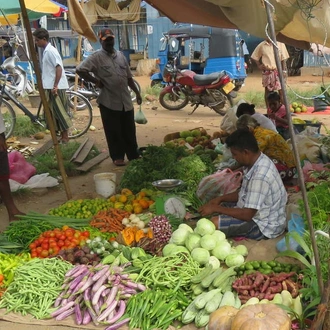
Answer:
[0,0,62,24]
[144,0,330,49]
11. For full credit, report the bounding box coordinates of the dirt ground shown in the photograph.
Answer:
[0,72,329,329]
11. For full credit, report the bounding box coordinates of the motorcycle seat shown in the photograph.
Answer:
[193,71,226,86]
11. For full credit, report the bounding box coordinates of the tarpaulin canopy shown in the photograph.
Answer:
[0,0,63,24]
[144,0,330,49]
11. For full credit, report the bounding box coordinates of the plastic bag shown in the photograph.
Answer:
[135,105,148,124]
[196,168,243,202]
[220,99,246,134]
[9,173,59,192]
[8,151,36,184]
[276,213,305,253]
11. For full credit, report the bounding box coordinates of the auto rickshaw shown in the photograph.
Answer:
[150,25,247,89]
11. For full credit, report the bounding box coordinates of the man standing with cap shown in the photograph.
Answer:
[76,28,142,166]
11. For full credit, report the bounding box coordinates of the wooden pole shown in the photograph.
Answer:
[264,1,324,294]
[18,0,72,200]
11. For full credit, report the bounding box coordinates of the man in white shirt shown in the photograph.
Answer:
[33,28,71,144]
[0,115,24,221]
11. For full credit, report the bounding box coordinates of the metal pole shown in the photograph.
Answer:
[264,0,324,294]
[19,0,72,200]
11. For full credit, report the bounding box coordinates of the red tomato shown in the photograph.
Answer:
[36,247,43,254]
[41,242,49,250]
[52,246,60,255]
[57,240,65,247]
[49,242,58,249]
[64,240,71,247]
[72,238,80,246]
[65,229,74,237]
[48,248,54,255]
[59,235,66,241]
[49,232,55,238]
[81,231,90,238]
[29,242,37,249]
[31,252,38,258]
[40,250,49,258]
[74,232,81,239]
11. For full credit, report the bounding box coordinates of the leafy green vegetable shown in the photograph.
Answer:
[119,145,215,195]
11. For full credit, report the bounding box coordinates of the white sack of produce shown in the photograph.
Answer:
[9,173,59,192]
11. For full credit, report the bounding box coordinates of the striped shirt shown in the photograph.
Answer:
[236,153,287,238]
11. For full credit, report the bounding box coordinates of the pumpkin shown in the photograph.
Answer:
[208,306,239,330]
[117,226,153,246]
[231,303,291,330]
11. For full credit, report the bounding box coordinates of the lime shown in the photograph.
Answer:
[261,261,272,269]
[251,261,260,269]
[267,260,277,268]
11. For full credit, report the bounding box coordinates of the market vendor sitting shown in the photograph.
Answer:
[198,129,287,240]
[236,114,296,181]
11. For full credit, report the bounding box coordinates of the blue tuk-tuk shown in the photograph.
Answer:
[150,25,247,88]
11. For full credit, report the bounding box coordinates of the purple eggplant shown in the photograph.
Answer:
[104,318,130,330]
[51,301,75,317]
[92,284,107,306]
[82,308,92,325]
[106,300,126,325]
[74,301,83,325]
[104,286,119,306]
[92,265,110,282]
[92,269,111,293]
[66,264,87,278]
[55,307,75,321]
[96,299,118,322]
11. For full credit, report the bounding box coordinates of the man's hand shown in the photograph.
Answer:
[0,134,7,152]
[136,93,142,105]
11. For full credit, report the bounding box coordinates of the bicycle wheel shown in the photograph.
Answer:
[67,86,89,110]
[0,98,16,139]
[65,91,93,139]
[129,79,141,102]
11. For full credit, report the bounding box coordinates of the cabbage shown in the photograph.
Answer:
[185,233,201,251]
[191,247,210,265]
[162,243,177,257]
[200,234,217,251]
[211,240,232,260]
[225,253,245,267]
[179,223,194,233]
[207,256,220,269]
[212,230,226,243]
[170,246,189,255]
[234,244,248,257]
[194,218,215,236]
[171,228,191,246]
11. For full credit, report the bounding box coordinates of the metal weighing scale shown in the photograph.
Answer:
[152,179,186,220]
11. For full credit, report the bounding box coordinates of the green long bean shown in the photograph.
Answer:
[0,258,72,319]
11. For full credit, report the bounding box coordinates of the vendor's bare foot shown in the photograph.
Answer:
[9,211,25,222]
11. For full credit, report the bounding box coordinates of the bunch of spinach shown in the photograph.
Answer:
[119,145,215,196]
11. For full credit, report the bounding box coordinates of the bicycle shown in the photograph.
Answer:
[0,71,93,140]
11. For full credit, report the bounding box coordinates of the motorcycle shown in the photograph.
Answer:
[65,68,141,107]
[0,37,34,98]
[159,57,237,115]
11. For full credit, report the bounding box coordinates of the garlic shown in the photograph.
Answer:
[122,218,130,225]
[137,220,145,229]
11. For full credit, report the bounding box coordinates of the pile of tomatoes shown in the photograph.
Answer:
[29,226,90,258]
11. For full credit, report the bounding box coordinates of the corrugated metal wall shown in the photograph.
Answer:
[146,5,173,59]
[303,50,330,67]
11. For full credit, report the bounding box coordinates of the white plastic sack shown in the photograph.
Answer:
[220,99,247,134]
[9,173,59,192]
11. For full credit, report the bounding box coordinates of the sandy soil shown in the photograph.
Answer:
[0,72,329,329]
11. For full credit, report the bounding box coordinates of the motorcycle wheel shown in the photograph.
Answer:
[159,87,188,111]
[129,79,141,102]
[212,95,234,116]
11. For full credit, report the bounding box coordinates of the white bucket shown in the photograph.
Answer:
[94,172,117,198]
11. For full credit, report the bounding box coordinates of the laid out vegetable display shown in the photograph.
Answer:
[0,258,72,319]
[52,262,146,328]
